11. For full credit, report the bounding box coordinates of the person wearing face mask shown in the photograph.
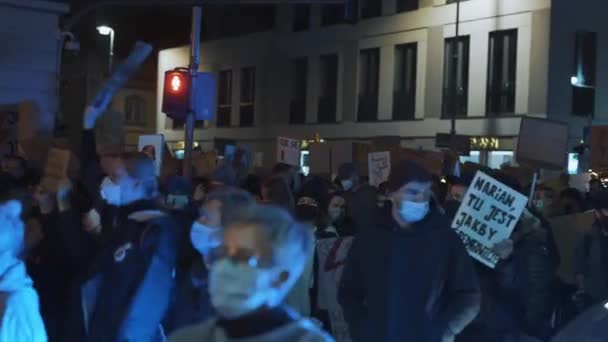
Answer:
[574,188,608,307]
[65,152,179,342]
[165,188,255,334]
[444,173,474,220]
[339,160,481,342]
[169,205,333,342]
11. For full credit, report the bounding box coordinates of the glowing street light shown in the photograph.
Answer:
[96,25,115,74]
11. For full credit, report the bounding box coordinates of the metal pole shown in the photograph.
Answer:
[450,0,461,136]
[109,29,115,74]
[184,6,202,178]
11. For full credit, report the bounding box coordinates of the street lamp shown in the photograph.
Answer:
[96,25,115,74]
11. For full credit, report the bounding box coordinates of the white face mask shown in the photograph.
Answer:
[341,179,354,191]
[100,177,121,206]
[190,222,222,256]
[328,207,343,223]
[398,201,430,223]
[209,259,279,319]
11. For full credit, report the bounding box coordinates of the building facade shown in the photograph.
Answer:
[0,0,69,141]
[157,0,553,169]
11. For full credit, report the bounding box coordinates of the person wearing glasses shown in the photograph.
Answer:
[169,205,333,342]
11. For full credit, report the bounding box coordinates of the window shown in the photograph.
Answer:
[487,29,517,115]
[290,58,308,124]
[124,95,146,126]
[240,67,255,127]
[393,43,417,120]
[572,31,597,117]
[321,4,344,26]
[358,48,380,122]
[217,70,232,127]
[459,151,480,165]
[318,54,338,123]
[487,151,513,169]
[397,0,418,13]
[293,4,310,31]
[361,0,382,19]
[442,36,470,118]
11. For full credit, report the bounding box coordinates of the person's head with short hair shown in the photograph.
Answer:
[447,172,474,203]
[559,187,585,215]
[0,200,24,260]
[208,204,314,318]
[388,160,433,227]
[261,177,294,213]
[97,145,125,182]
[115,152,157,206]
[141,145,156,160]
[191,187,255,258]
[2,155,27,181]
[337,163,358,191]
[589,178,602,196]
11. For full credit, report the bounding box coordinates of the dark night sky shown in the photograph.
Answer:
[63,1,275,81]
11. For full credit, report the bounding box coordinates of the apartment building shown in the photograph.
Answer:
[158,0,554,169]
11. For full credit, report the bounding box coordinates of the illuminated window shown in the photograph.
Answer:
[460,151,480,165]
[488,151,513,169]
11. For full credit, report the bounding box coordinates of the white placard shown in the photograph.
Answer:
[368,151,391,187]
[451,171,528,268]
[277,137,301,167]
[138,134,164,176]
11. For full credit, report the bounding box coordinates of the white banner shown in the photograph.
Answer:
[451,171,528,268]
[316,237,354,342]
[368,151,390,187]
[277,137,301,167]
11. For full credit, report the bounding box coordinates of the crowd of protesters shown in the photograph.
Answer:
[0,101,605,342]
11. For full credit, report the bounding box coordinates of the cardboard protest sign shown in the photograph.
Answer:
[368,152,390,187]
[516,117,569,170]
[452,171,528,268]
[138,134,164,176]
[41,148,71,191]
[309,143,331,175]
[549,212,595,285]
[590,126,608,170]
[90,41,153,109]
[316,237,354,342]
[277,137,301,167]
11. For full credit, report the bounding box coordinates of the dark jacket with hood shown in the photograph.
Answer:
[67,200,179,342]
[339,206,481,342]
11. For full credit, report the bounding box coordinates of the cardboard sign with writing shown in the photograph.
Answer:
[309,143,331,175]
[277,137,301,167]
[41,148,71,192]
[452,171,528,268]
[368,152,391,187]
[590,126,608,170]
[316,237,354,342]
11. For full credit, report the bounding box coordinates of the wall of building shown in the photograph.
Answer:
[157,0,551,167]
[547,0,608,149]
[0,0,69,138]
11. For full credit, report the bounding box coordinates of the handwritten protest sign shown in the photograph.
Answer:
[41,148,71,192]
[277,137,301,166]
[451,171,528,268]
[368,152,390,187]
[316,237,354,342]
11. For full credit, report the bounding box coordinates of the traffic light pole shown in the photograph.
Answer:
[184,6,202,178]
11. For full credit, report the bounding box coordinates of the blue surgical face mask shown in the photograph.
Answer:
[209,259,279,318]
[190,222,222,256]
[341,179,354,191]
[167,194,189,210]
[399,201,430,223]
[100,177,121,206]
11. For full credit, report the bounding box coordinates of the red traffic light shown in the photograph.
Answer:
[162,69,191,119]
[170,74,183,92]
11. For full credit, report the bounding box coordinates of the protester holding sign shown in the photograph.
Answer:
[339,160,480,342]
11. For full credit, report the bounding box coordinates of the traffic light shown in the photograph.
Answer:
[162,68,191,120]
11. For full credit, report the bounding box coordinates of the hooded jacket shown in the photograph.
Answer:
[68,200,179,342]
[0,260,47,342]
[339,206,481,342]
